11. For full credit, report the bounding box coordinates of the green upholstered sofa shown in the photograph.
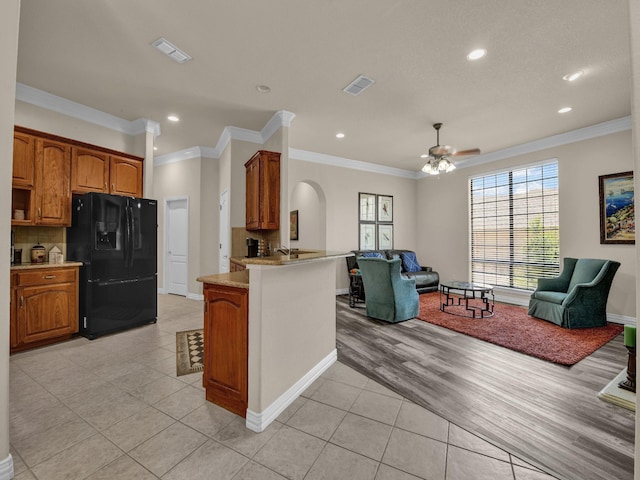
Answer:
[357,257,420,323]
[528,257,621,329]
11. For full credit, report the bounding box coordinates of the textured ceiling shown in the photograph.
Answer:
[16,0,631,172]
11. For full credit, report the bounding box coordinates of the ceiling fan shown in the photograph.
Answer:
[421,123,481,175]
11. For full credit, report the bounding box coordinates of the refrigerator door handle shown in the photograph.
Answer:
[125,203,133,269]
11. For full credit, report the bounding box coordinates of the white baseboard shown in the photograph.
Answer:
[187,293,204,301]
[0,453,13,480]
[157,288,165,294]
[245,349,337,432]
[607,313,636,326]
[336,288,349,296]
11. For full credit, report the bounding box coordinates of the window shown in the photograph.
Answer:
[470,160,559,290]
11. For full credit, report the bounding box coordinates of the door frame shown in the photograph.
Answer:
[163,196,190,296]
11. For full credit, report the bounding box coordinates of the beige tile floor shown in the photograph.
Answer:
[9,294,558,480]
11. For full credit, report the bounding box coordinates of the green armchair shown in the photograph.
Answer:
[357,257,420,323]
[528,257,621,329]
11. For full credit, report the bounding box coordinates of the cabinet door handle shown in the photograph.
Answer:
[112,183,115,191]
[104,182,107,190]
[20,296,23,307]
[38,208,42,218]
[43,275,56,279]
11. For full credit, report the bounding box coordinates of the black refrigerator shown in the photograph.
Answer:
[67,192,158,339]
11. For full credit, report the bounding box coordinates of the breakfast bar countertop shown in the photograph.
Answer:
[197,270,249,289]
[239,250,353,266]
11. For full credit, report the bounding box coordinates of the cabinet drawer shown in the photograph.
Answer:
[15,268,77,286]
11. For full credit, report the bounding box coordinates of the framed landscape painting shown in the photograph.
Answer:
[599,171,635,244]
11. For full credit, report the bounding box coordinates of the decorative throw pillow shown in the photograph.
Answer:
[401,252,422,272]
[360,252,384,259]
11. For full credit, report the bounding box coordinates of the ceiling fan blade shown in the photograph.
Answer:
[429,144,453,157]
[451,148,481,157]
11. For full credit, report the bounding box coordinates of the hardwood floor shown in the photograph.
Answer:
[335,295,635,480]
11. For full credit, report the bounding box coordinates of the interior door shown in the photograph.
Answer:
[166,198,188,296]
[219,189,230,273]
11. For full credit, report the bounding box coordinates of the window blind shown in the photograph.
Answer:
[470,160,559,290]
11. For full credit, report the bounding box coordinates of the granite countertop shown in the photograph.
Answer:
[11,261,83,270]
[197,270,249,288]
[237,250,353,266]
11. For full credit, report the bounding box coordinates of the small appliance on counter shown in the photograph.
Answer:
[31,244,46,264]
[247,238,259,258]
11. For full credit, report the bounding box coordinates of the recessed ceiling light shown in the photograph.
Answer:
[256,84,271,93]
[562,70,584,82]
[558,107,573,114]
[153,146,158,151]
[420,154,429,158]
[167,115,180,122]
[336,133,345,139]
[151,38,192,64]
[467,48,487,61]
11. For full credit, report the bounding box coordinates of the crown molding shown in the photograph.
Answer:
[156,110,296,165]
[453,116,632,170]
[15,83,160,137]
[289,148,418,179]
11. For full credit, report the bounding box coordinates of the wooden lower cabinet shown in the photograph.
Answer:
[10,266,79,353]
[229,259,246,272]
[203,283,248,417]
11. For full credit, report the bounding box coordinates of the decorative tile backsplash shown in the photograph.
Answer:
[13,226,66,264]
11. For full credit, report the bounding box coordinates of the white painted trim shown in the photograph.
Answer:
[157,287,165,294]
[452,116,632,170]
[607,314,636,326]
[154,110,295,166]
[0,454,13,480]
[17,83,631,179]
[245,348,337,432]
[289,148,417,179]
[336,288,349,296]
[187,293,204,301]
[15,83,160,137]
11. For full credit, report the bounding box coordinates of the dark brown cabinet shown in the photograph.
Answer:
[10,266,79,353]
[203,282,248,417]
[245,150,280,231]
[71,148,143,197]
[11,130,72,227]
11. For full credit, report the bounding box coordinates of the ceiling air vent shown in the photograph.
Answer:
[342,75,375,96]
[152,38,192,64]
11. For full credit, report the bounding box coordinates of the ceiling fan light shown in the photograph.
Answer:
[445,162,456,173]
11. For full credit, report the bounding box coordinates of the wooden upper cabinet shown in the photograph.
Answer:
[245,150,280,231]
[71,147,109,194]
[35,138,71,226]
[13,132,35,187]
[109,155,143,197]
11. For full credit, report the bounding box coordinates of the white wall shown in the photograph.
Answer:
[1,1,20,476]
[289,158,418,290]
[417,129,636,318]
[154,157,205,297]
[290,181,325,250]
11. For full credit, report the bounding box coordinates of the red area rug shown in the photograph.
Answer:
[416,292,623,366]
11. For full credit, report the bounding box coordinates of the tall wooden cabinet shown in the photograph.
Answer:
[203,282,248,417]
[245,150,280,231]
[35,138,71,226]
[10,266,79,353]
[11,130,71,227]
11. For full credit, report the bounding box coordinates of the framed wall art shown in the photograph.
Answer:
[378,224,393,249]
[358,192,394,249]
[290,210,299,241]
[378,195,393,223]
[359,224,376,250]
[599,171,635,244]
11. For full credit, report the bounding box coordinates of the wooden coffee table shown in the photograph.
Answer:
[440,281,494,318]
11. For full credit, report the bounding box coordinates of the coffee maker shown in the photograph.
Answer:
[246,238,259,258]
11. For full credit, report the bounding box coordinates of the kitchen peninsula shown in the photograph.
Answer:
[197,250,351,432]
